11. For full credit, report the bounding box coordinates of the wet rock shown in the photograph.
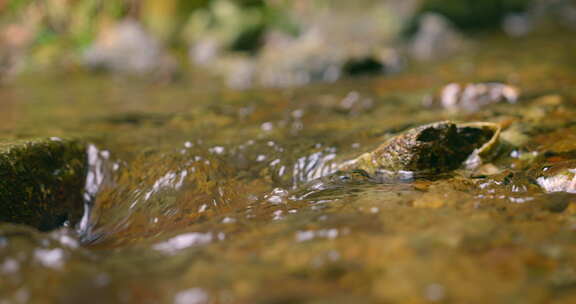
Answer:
[340,121,501,176]
[83,19,176,78]
[409,13,467,61]
[0,138,87,231]
[289,121,501,198]
[424,82,520,112]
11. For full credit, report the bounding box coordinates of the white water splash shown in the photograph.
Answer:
[143,170,188,201]
[292,149,338,185]
[78,144,112,236]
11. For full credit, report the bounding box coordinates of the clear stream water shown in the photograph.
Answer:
[2,32,576,303]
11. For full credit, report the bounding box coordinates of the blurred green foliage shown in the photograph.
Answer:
[422,0,530,30]
[1,0,295,52]
[184,0,298,54]
[408,0,532,34]
[0,0,541,72]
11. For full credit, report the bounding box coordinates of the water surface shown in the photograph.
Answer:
[2,32,576,303]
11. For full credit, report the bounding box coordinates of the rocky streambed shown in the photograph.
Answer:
[2,31,576,303]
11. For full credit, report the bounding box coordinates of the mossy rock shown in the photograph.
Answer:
[0,138,87,231]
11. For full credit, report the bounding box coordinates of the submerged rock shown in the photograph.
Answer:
[424,82,520,112]
[0,138,87,231]
[341,121,501,177]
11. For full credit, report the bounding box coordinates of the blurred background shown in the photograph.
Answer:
[0,0,575,88]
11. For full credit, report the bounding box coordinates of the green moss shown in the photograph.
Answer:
[0,138,87,231]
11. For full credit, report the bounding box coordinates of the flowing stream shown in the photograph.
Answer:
[2,32,576,303]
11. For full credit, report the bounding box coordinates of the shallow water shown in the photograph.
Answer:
[3,32,576,303]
